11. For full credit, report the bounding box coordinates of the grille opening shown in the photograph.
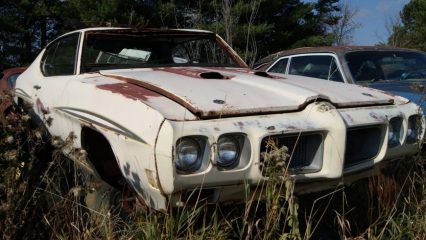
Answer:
[260,133,323,175]
[344,126,383,169]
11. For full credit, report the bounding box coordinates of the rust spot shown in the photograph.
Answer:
[369,112,385,121]
[317,102,332,112]
[145,169,159,189]
[46,117,53,127]
[100,73,203,117]
[36,98,50,114]
[207,110,218,116]
[286,125,297,130]
[97,83,161,101]
[344,113,354,124]
[213,99,226,104]
[267,126,275,131]
[214,127,220,132]
[237,121,244,130]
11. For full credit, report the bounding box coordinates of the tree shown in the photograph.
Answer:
[0,0,65,68]
[0,0,342,68]
[388,0,426,50]
[64,0,147,27]
[128,0,341,64]
[255,0,340,55]
[331,1,361,46]
[383,14,409,47]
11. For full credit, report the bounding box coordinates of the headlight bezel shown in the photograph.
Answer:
[406,115,422,144]
[216,135,241,168]
[175,136,206,173]
[388,117,403,148]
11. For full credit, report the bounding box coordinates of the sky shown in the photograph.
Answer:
[350,0,409,45]
[304,0,410,45]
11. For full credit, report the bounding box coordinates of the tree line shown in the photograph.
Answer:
[0,0,344,68]
[388,0,426,51]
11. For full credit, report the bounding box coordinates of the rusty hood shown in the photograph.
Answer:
[99,67,396,119]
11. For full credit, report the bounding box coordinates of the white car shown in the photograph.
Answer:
[14,28,424,211]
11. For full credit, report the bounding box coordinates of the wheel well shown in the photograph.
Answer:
[81,127,124,189]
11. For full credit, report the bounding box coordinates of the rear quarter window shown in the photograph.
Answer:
[41,33,80,76]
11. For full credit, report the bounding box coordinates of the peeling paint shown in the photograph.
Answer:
[97,83,161,101]
[36,98,50,114]
[145,169,159,189]
[266,126,275,131]
[316,102,332,112]
[369,112,386,121]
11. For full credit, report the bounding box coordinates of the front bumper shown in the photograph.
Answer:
[154,101,423,206]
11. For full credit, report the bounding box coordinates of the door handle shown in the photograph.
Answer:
[33,85,41,90]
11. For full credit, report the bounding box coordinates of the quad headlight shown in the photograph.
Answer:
[388,117,403,148]
[407,115,422,144]
[217,136,240,167]
[175,137,202,172]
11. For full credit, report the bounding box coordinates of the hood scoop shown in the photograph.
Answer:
[200,71,229,79]
[254,71,285,79]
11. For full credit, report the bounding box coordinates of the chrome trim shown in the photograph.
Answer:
[15,88,31,99]
[56,107,147,144]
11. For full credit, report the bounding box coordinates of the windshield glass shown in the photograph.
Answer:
[345,51,426,83]
[81,31,240,72]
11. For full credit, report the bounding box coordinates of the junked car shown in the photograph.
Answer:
[1,67,26,114]
[255,46,426,114]
[13,28,424,211]
[1,67,26,91]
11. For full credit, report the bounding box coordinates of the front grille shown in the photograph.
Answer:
[344,126,383,169]
[260,133,323,175]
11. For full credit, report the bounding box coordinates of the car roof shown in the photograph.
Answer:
[256,46,426,67]
[66,27,214,35]
[46,27,216,49]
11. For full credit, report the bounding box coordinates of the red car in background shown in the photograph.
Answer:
[0,67,26,114]
[0,67,26,91]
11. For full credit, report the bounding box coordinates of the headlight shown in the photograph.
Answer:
[407,115,421,144]
[175,137,202,172]
[217,136,240,168]
[388,117,403,148]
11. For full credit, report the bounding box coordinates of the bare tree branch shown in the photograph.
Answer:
[331,2,361,46]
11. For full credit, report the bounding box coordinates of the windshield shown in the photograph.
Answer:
[345,51,426,83]
[81,32,240,72]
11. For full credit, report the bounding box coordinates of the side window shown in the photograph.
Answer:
[41,33,79,76]
[268,58,288,73]
[288,55,344,82]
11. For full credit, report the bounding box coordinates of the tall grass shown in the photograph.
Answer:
[1,93,425,239]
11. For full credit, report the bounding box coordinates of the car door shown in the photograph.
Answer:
[33,33,80,133]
